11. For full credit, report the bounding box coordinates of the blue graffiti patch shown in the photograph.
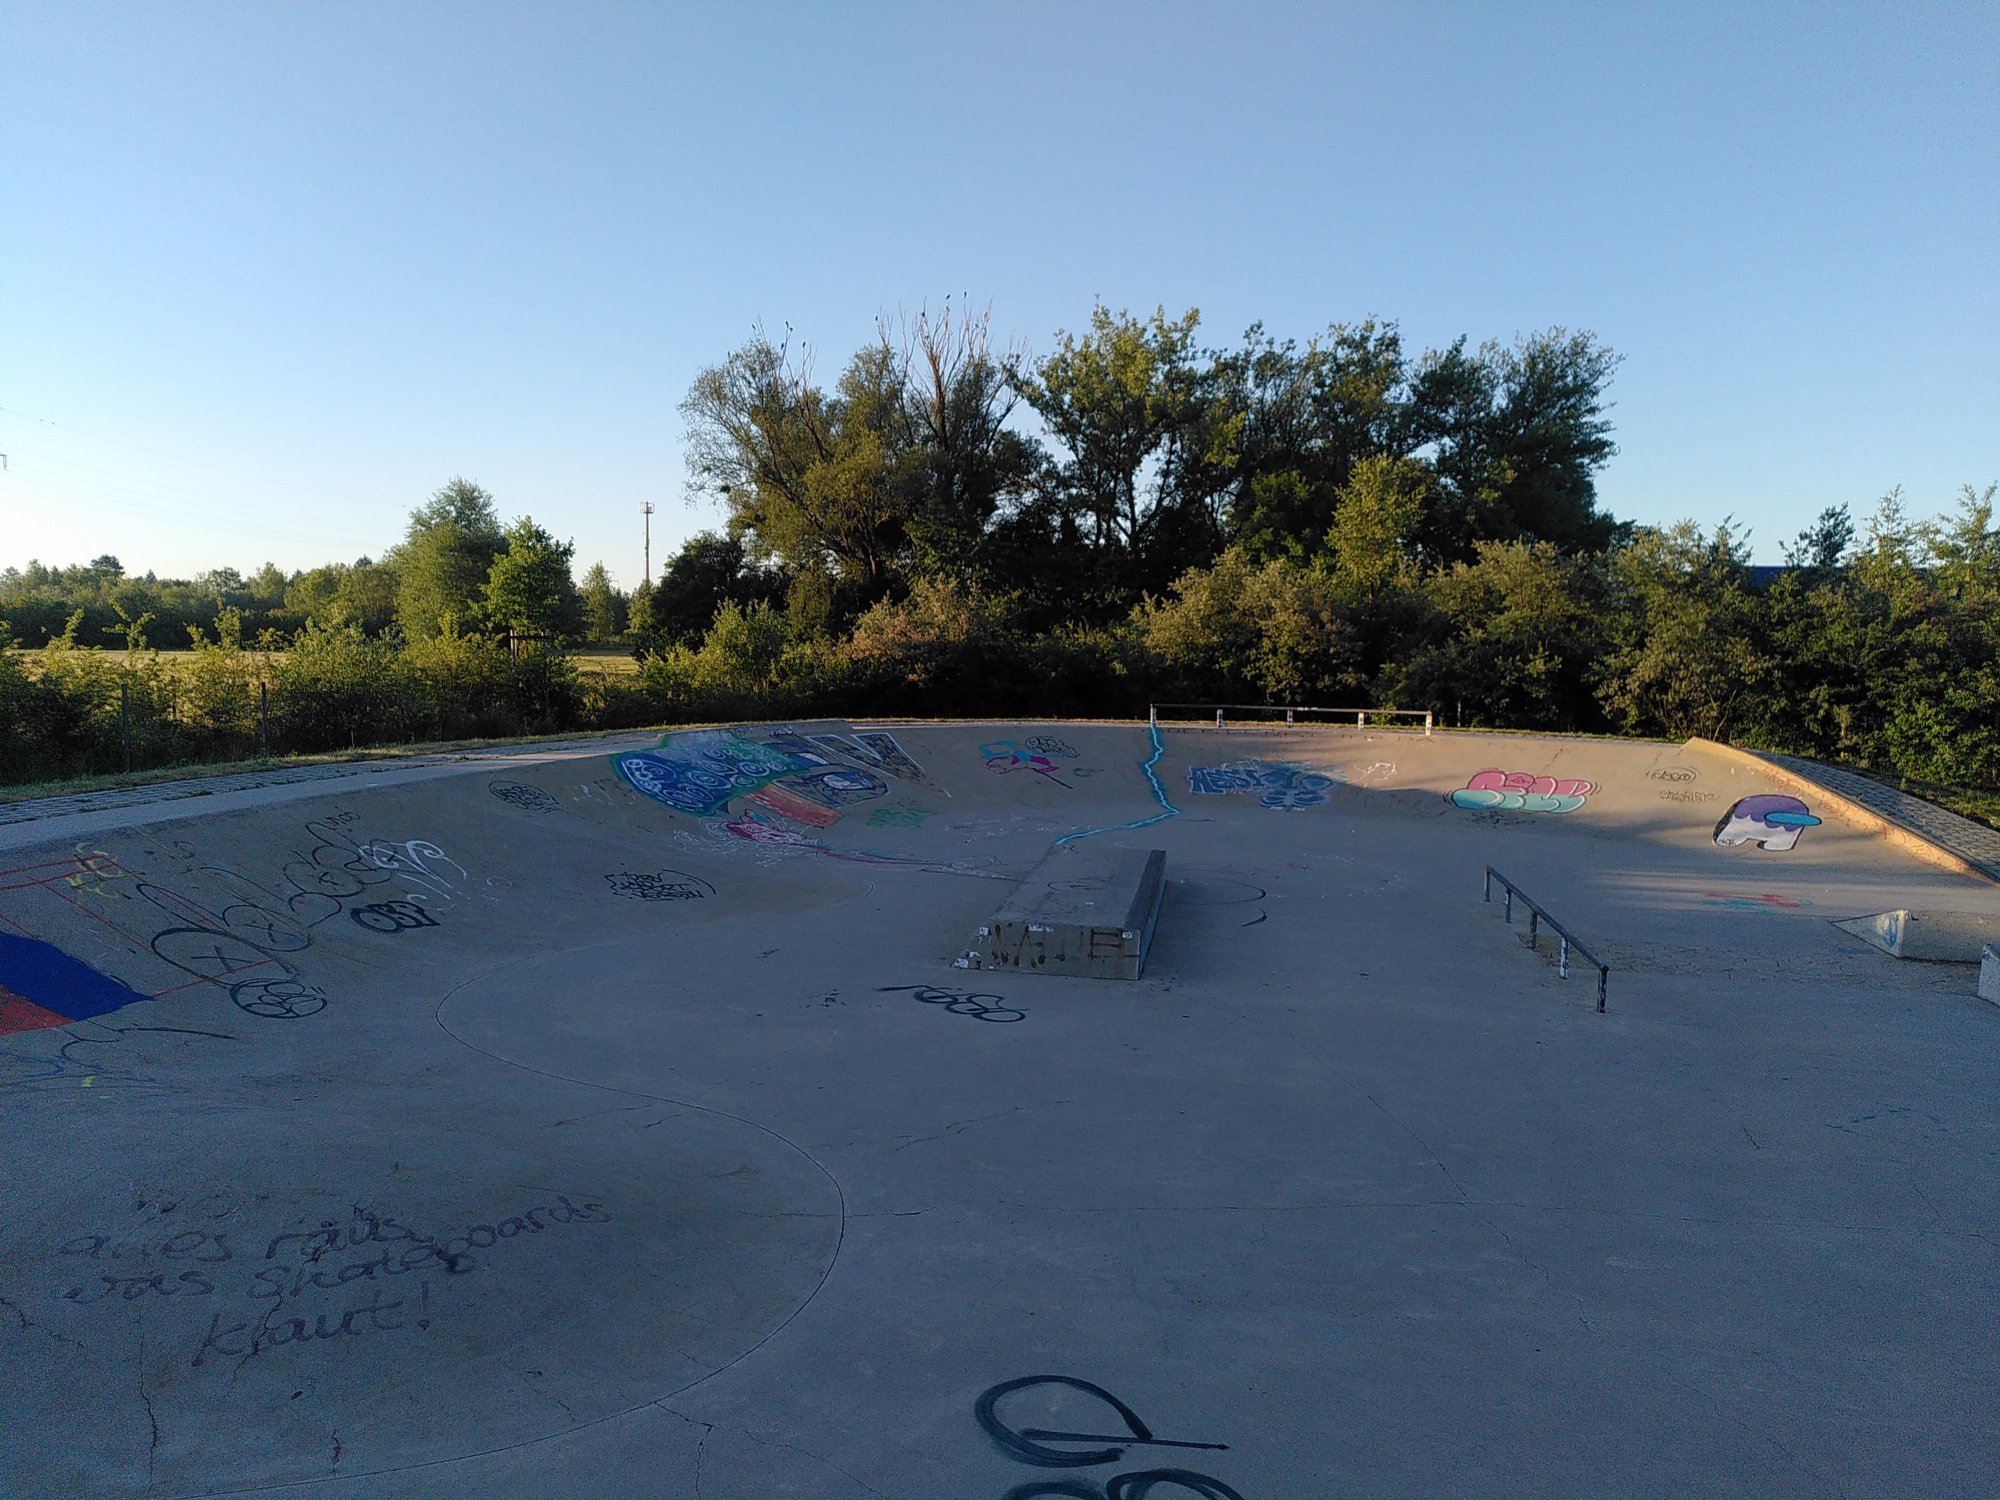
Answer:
[613,729,811,816]
[1187,759,1338,810]
[0,933,153,1028]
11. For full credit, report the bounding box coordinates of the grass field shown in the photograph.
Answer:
[21,643,648,681]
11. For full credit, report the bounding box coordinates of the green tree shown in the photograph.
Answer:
[1222,320,1409,559]
[1322,456,1430,605]
[579,561,622,643]
[484,517,584,641]
[1391,540,1610,730]
[638,531,782,654]
[625,576,655,642]
[1009,303,1203,560]
[1781,504,1856,572]
[1136,547,1362,704]
[395,477,506,640]
[890,303,1043,583]
[1405,330,1623,562]
[1598,519,1769,741]
[681,330,908,591]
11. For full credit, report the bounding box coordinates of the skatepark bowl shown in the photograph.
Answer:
[2,719,1995,1499]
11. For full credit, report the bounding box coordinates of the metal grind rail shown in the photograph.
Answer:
[1150,703,1434,734]
[1483,866,1610,1012]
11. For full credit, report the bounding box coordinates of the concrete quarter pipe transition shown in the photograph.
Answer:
[1,720,1994,1498]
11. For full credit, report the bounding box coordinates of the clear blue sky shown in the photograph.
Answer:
[4,1,1994,587]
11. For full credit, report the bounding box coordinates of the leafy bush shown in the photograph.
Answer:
[272,622,415,751]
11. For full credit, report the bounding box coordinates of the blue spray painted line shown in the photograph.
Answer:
[1055,721,1181,846]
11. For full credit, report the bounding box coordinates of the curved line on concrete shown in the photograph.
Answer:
[1055,721,1181,847]
[167,952,850,1499]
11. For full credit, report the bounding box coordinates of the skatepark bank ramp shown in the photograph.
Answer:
[1,720,1995,1498]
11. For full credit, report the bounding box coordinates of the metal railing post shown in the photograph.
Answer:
[1483,865,1610,1011]
[1285,707,1295,727]
[1424,711,1433,737]
[1150,704,1158,728]
[1215,710,1224,730]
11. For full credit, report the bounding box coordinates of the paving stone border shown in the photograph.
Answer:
[0,735,653,829]
[1757,752,2000,883]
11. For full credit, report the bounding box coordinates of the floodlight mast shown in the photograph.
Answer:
[641,500,654,584]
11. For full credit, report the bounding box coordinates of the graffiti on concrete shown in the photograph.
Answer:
[974,1374,1242,1498]
[605,870,715,901]
[350,900,440,933]
[1714,795,1821,851]
[0,932,155,1037]
[1648,766,1700,784]
[227,980,327,1019]
[1449,770,1593,814]
[877,984,1026,1023]
[806,730,926,782]
[1023,735,1079,759]
[1702,893,1816,910]
[866,806,934,829]
[1187,759,1338,810]
[613,729,806,817]
[43,1195,610,1370]
[0,819,474,1041]
[982,740,1075,788]
[487,781,562,814]
[615,726,915,825]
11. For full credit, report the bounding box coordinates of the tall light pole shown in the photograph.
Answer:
[641,501,654,585]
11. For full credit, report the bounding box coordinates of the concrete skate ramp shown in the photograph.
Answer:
[1833,907,2000,961]
[2,720,1997,1498]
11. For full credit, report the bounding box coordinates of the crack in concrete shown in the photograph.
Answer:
[1666,1371,1850,1499]
[0,1291,29,1332]
[662,1405,892,1499]
[1370,1094,1598,1332]
[140,1387,160,1485]
[1365,1094,1471,1201]
[891,1106,1029,1153]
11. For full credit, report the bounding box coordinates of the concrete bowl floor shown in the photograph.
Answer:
[1,721,1995,1499]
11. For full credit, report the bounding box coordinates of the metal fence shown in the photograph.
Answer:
[1482,866,1610,1012]
[1150,703,1434,735]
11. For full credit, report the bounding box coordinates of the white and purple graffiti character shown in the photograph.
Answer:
[1713,794,1821,852]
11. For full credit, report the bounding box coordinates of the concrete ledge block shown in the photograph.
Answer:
[958,846,1167,980]
[1833,908,2000,962]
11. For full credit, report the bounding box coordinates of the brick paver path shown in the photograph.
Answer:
[1758,751,2000,884]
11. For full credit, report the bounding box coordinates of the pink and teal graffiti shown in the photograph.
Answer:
[1448,769,1594,814]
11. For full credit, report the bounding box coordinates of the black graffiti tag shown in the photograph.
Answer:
[1006,1479,1245,1500]
[878,984,1026,1023]
[605,870,716,901]
[351,900,440,933]
[488,780,563,813]
[229,979,328,1019]
[975,1376,1242,1500]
